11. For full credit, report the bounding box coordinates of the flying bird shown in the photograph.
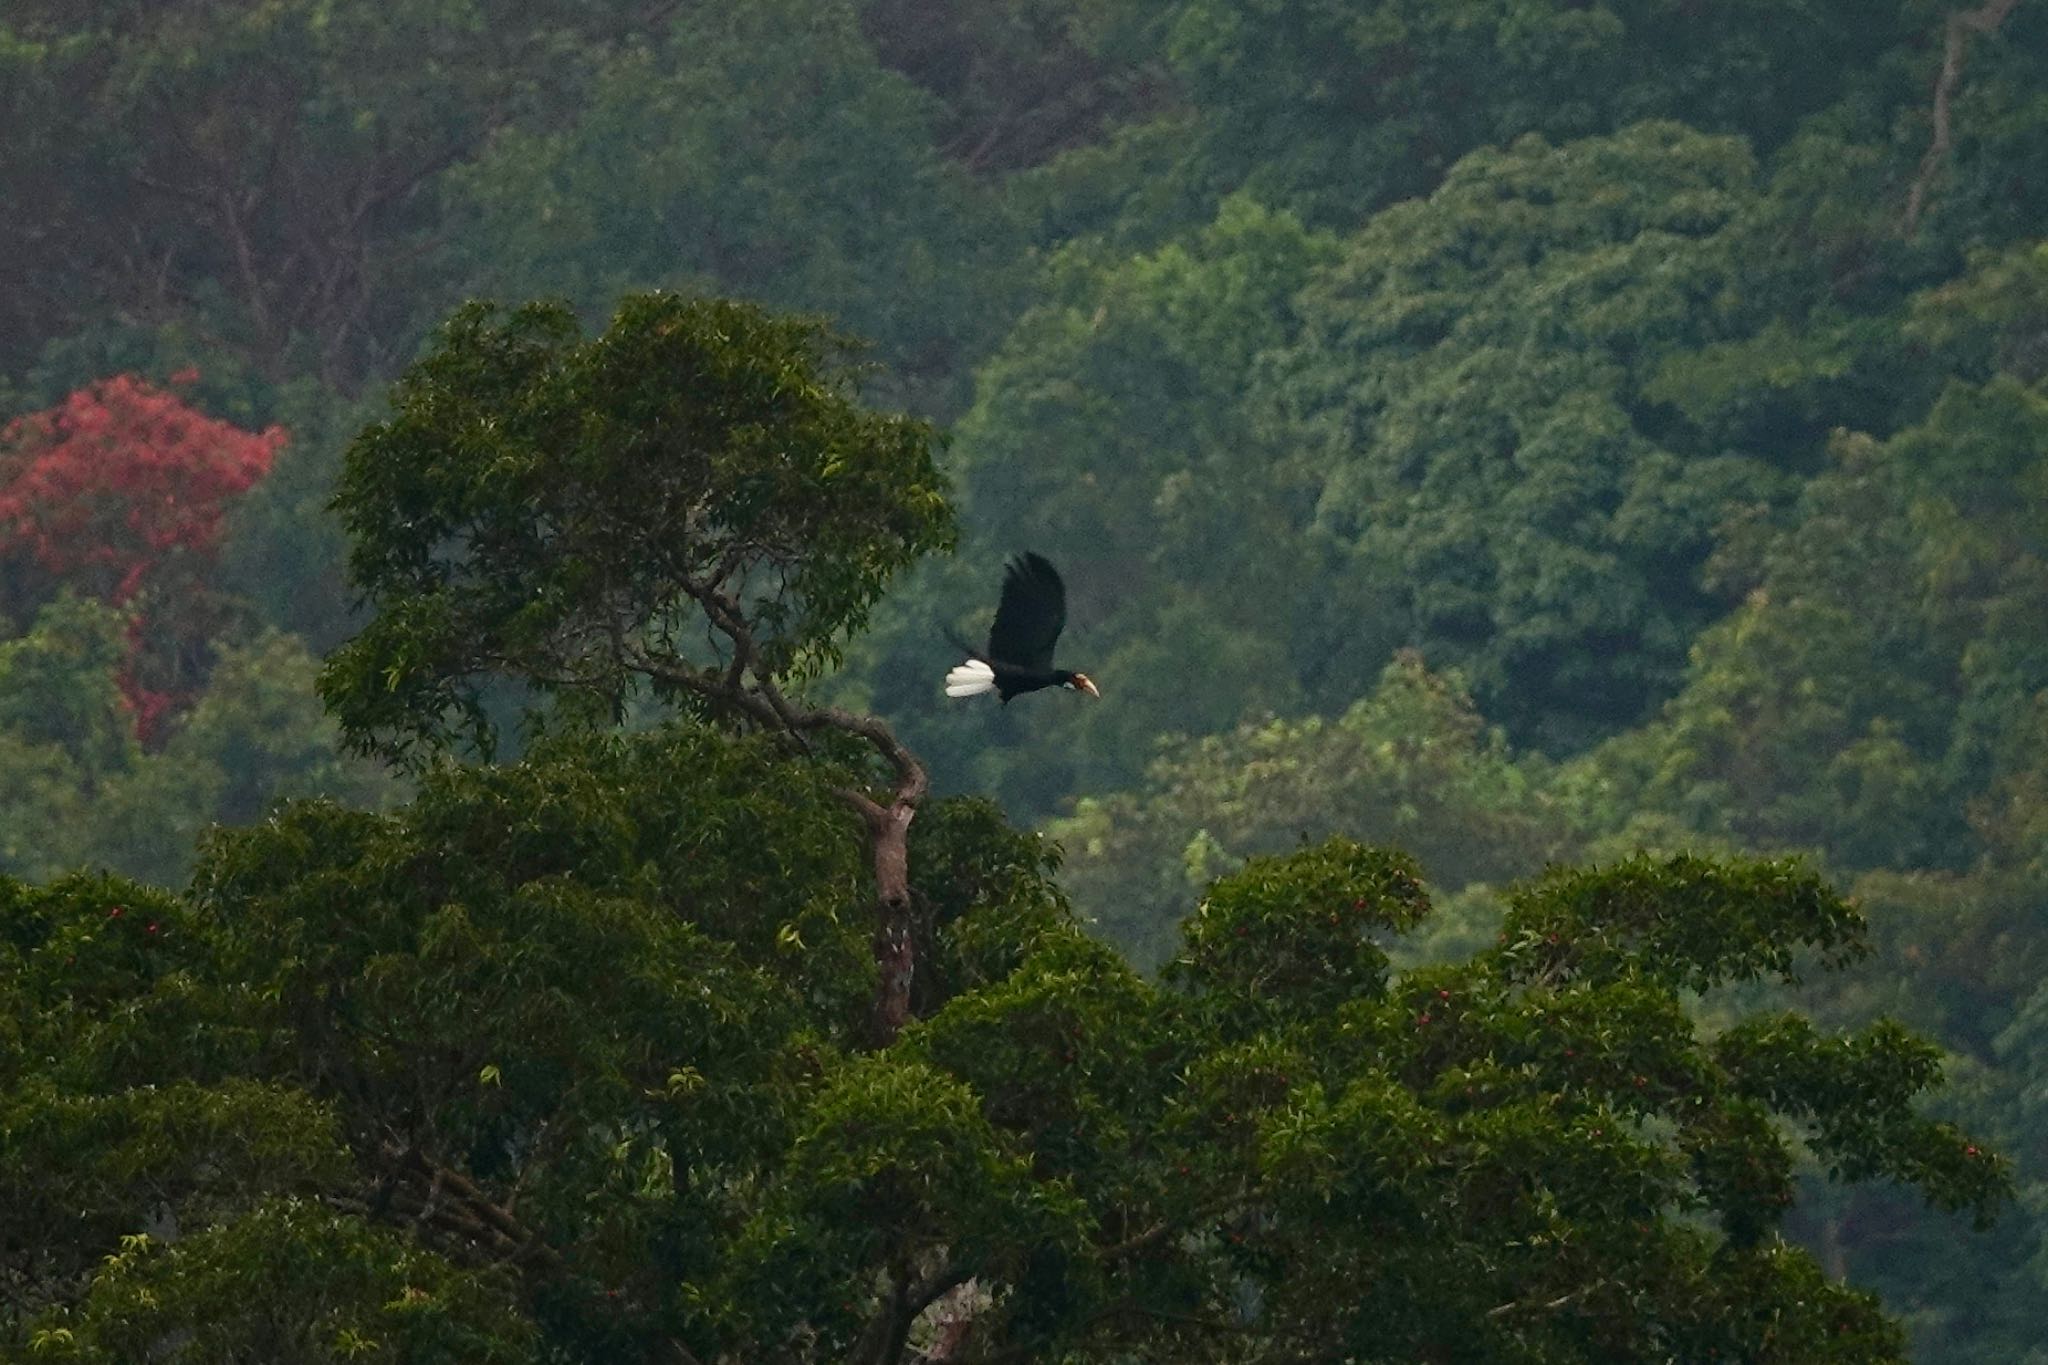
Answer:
[945,552,1100,704]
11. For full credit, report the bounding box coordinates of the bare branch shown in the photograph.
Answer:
[1486,1280,1604,1320]
[619,577,930,1044]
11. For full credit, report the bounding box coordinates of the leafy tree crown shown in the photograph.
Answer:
[322,293,954,762]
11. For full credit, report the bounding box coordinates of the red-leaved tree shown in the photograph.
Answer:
[0,373,284,740]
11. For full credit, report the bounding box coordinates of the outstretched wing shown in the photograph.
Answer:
[986,552,1067,672]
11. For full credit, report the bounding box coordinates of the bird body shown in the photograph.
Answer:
[946,552,1098,703]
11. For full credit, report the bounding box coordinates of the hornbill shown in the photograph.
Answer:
[945,552,1100,703]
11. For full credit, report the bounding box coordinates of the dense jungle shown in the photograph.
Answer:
[3,2,2046,1360]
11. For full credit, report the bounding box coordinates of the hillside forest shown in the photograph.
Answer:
[3,1,2047,1360]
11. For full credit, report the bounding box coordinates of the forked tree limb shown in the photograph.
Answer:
[1904,0,2025,237]
[621,585,928,1045]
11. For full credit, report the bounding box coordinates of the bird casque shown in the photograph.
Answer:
[945,552,1100,703]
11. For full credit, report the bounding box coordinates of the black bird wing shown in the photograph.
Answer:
[986,552,1067,672]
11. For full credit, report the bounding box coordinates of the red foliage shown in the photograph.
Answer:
[0,374,283,595]
[0,375,285,740]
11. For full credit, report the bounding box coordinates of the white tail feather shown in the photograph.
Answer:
[944,658,996,698]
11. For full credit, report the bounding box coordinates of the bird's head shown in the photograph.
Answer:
[1064,671,1100,698]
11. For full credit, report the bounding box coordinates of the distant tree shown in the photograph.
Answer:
[939,122,1894,769]
[855,0,1165,174]
[6,287,2013,1360]
[0,599,392,886]
[1547,237,2048,1361]
[444,0,1022,418]
[865,194,1343,817]
[1151,0,1910,227]
[0,596,211,884]
[1580,239,2048,875]
[1054,654,1581,966]
[0,374,283,739]
[0,0,655,388]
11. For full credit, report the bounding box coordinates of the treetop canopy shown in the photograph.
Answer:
[322,293,954,763]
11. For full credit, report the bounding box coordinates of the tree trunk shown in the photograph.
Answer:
[852,792,918,1045]
[1904,0,2026,236]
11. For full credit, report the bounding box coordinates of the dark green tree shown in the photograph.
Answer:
[1138,0,1910,227]
[1579,238,2048,875]
[319,292,953,1040]
[0,597,393,887]
[854,0,1164,175]
[863,193,1345,816]
[4,802,2011,1359]
[0,0,649,389]
[1558,236,2048,1358]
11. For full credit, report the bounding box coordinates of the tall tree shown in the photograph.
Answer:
[6,283,2017,1362]
[319,292,954,1041]
[865,194,1343,817]
[855,0,1165,174]
[1053,654,1581,966]
[1150,0,1908,227]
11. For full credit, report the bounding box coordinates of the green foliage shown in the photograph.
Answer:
[856,0,1165,176]
[1152,0,1912,224]
[1541,229,2048,1347]
[210,381,389,655]
[1055,655,1578,965]
[447,0,1022,417]
[1169,839,1429,1032]
[0,598,219,884]
[870,194,1344,810]
[0,594,133,783]
[1276,121,1824,749]
[6,1,2048,1354]
[322,293,953,763]
[41,1200,537,1363]
[1580,245,2048,877]
[167,632,397,828]
[0,601,394,886]
[713,1051,1085,1357]
[0,0,637,388]
[2,723,2006,1359]
[1497,854,1866,995]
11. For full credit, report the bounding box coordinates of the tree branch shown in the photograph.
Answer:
[1093,1194,1255,1262]
[378,1140,564,1274]
[1903,0,2025,237]
[1486,1280,1603,1320]
[621,577,929,1043]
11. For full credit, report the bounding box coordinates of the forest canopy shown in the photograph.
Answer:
[1,295,2015,1362]
[3,0,2046,1358]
